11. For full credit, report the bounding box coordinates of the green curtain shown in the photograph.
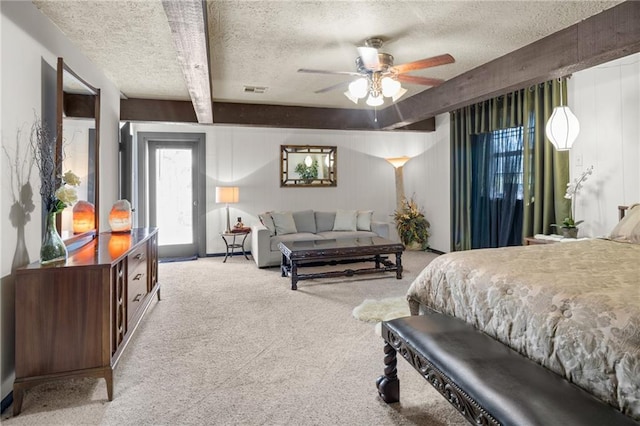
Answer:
[450,79,570,251]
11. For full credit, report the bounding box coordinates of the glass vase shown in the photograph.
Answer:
[40,212,68,264]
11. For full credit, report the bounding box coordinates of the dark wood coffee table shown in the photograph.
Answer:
[277,237,405,290]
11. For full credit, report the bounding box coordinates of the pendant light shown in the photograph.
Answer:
[545,81,580,151]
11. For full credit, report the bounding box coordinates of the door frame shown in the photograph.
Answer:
[137,132,206,258]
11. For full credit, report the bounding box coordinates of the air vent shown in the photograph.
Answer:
[243,85,268,94]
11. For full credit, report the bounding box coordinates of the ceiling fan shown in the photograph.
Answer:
[298,37,454,106]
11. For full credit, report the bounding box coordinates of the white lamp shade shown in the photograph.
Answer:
[343,90,359,104]
[545,106,580,151]
[348,78,368,99]
[385,156,411,168]
[366,93,384,107]
[392,87,408,102]
[215,186,239,203]
[381,77,401,97]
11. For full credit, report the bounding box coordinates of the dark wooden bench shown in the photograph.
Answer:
[377,313,639,426]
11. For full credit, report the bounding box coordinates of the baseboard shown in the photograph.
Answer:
[1,391,12,414]
[205,251,253,258]
[426,248,445,255]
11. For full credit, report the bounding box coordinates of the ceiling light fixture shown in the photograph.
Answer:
[344,72,406,106]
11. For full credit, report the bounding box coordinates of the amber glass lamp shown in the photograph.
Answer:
[72,201,95,234]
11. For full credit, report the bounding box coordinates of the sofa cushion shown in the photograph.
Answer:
[270,232,323,251]
[272,211,297,235]
[315,211,337,233]
[357,210,373,231]
[333,209,357,231]
[292,210,317,234]
[258,212,276,236]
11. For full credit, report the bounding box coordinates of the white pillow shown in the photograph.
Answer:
[357,210,373,231]
[333,209,357,231]
[271,211,298,235]
[609,203,640,243]
[258,212,276,236]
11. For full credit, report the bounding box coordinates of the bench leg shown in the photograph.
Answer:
[377,340,400,403]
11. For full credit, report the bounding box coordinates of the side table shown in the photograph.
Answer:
[220,229,251,262]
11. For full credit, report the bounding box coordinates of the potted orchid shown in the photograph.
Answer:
[553,165,593,238]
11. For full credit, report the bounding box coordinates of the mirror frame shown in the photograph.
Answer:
[280,145,337,187]
[56,57,101,250]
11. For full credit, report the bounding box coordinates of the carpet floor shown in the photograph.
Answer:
[2,250,467,426]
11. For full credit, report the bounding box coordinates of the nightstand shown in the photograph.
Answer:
[524,234,564,245]
[524,237,558,245]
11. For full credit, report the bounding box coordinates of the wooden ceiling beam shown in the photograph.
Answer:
[162,0,213,124]
[378,1,640,129]
[120,98,436,132]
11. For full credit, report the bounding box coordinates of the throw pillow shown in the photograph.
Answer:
[609,203,640,243]
[357,210,373,231]
[293,210,317,234]
[271,211,298,235]
[333,209,357,231]
[258,212,276,236]
[315,211,336,232]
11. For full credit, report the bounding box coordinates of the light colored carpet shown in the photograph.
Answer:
[2,250,467,426]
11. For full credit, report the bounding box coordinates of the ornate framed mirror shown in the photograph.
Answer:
[280,145,337,187]
[56,58,100,248]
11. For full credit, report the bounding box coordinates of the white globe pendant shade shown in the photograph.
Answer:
[545,106,580,151]
[381,77,401,97]
[348,78,368,99]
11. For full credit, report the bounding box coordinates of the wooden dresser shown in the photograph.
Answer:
[13,227,160,415]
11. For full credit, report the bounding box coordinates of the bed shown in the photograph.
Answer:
[406,205,640,421]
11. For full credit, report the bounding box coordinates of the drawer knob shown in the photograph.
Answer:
[133,273,142,281]
[135,253,143,260]
[133,293,143,302]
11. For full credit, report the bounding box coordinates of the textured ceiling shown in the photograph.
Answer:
[33,0,622,110]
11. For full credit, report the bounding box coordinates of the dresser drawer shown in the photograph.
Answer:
[128,243,148,271]
[127,243,149,322]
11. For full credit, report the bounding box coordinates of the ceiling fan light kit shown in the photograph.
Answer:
[299,37,454,108]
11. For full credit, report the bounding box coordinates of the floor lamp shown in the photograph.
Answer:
[216,186,239,233]
[385,156,410,211]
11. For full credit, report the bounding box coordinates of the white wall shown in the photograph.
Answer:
[570,53,640,237]
[131,122,436,254]
[1,1,120,403]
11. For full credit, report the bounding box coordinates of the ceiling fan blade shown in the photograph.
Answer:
[396,74,445,87]
[393,54,455,74]
[314,80,351,94]
[298,68,361,77]
[357,46,381,70]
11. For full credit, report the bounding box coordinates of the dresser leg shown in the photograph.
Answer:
[105,369,114,401]
[12,385,24,416]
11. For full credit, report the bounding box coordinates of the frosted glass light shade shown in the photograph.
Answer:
[381,77,401,97]
[392,87,408,102]
[545,106,580,151]
[366,93,383,107]
[215,186,239,203]
[344,90,359,104]
[348,78,368,99]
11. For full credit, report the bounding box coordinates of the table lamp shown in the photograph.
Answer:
[216,186,239,233]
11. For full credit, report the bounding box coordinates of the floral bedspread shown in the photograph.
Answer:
[406,239,640,420]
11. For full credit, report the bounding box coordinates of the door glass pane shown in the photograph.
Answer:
[155,148,193,245]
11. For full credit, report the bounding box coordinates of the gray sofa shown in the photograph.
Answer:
[251,209,390,268]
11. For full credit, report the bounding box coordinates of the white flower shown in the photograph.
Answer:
[62,170,81,186]
[55,185,78,206]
